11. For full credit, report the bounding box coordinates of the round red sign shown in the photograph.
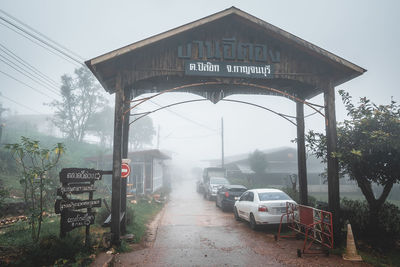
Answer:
[121,163,131,178]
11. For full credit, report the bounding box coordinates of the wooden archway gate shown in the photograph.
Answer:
[85,7,366,245]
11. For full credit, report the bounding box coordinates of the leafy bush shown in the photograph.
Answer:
[16,233,90,266]
[341,198,400,249]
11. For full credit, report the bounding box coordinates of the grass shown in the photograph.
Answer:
[0,173,23,202]
[0,216,99,266]
[127,199,164,243]
[358,249,400,267]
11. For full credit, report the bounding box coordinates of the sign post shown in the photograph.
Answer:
[56,168,103,246]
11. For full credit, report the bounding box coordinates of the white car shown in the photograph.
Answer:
[233,188,296,230]
[204,176,230,200]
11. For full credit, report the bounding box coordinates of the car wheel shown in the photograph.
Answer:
[203,193,207,199]
[249,213,257,230]
[234,207,241,221]
[221,203,228,212]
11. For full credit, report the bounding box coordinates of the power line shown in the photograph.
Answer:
[148,99,219,132]
[0,58,57,99]
[0,69,56,100]
[0,53,60,96]
[0,14,85,67]
[0,93,43,114]
[0,42,61,88]
[0,9,85,61]
[0,20,81,68]
[166,133,219,139]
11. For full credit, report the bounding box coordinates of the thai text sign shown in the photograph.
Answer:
[55,198,101,214]
[178,38,280,63]
[57,183,96,195]
[59,168,102,184]
[61,210,95,233]
[184,60,273,79]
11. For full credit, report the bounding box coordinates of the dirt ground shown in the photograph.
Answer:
[93,178,370,267]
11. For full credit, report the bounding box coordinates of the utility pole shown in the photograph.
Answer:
[221,117,224,168]
[0,103,8,144]
[157,125,160,149]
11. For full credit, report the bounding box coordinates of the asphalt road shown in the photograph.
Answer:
[113,177,369,267]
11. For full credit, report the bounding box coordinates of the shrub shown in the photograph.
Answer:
[341,198,400,250]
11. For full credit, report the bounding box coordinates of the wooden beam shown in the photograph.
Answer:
[324,83,341,244]
[111,73,123,245]
[120,87,131,235]
[296,101,308,205]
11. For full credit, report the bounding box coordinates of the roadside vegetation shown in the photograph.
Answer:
[306,91,400,266]
[0,196,165,266]
[0,66,161,265]
[228,91,400,266]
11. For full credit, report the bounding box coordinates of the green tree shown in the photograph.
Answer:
[48,67,107,142]
[248,150,268,187]
[87,105,114,148]
[306,90,400,234]
[249,150,268,175]
[129,116,156,150]
[5,137,64,242]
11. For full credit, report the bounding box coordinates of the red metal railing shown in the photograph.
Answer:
[276,202,333,256]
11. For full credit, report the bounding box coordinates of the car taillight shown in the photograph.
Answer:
[258,205,268,212]
[225,191,229,198]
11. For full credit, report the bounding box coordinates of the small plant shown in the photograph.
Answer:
[5,136,65,242]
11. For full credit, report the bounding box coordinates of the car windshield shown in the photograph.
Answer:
[210,177,229,185]
[258,192,292,201]
[229,188,246,192]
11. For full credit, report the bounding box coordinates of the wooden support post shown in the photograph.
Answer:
[85,182,94,247]
[324,83,341,244]
[296,101,308,205]
[111,74,123,245]
[121,87,130,235]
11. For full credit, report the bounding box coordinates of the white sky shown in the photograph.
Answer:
[0,0,399,164]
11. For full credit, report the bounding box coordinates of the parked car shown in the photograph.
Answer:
[216,185,247,211]
[234,188,296,230]
[204,176,230,200]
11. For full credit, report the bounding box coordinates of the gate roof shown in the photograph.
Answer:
[86,6,365,100]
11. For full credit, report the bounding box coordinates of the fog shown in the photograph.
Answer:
[0,0,399,164]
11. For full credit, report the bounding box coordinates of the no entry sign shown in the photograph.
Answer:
[121,163,131,178]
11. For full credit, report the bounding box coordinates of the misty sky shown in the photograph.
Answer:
[0,0,399,164]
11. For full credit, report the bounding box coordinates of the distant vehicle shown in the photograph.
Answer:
[204,176,230,200]
[216,185,247,211]
[196,179,204,193]
[234,188,296,230]
[202,167,226,184]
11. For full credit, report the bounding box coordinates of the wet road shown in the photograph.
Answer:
[114,178,369,267]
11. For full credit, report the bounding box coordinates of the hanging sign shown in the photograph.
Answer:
[184,60,274,79]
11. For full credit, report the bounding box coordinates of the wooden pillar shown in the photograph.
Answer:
[296,101,308,205]
[324,83,341,244]
[120,87,131,235]
[111,73,123,245]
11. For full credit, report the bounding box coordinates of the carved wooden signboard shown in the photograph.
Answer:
[55,198,101,214]
[56,168,104,242]
[60,210,96,232]
[59,168,103,184]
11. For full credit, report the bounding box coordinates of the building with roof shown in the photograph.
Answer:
[85,149,171,194]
